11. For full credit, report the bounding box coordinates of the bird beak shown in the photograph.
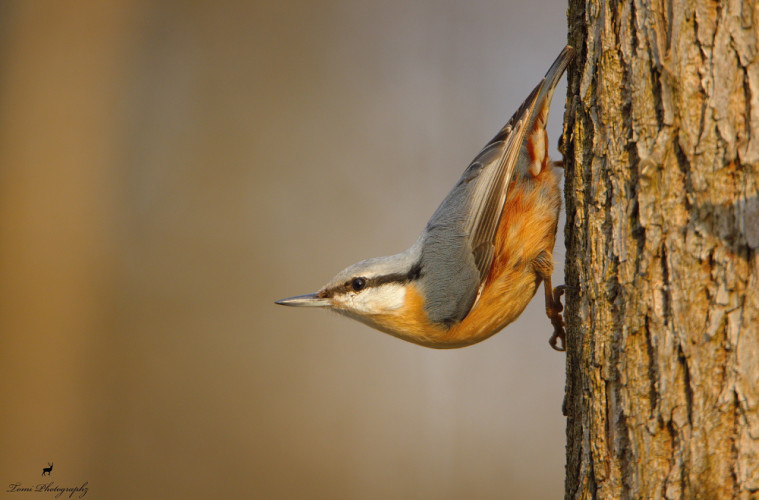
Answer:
[275,293,331,307]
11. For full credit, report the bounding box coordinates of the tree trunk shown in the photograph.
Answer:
[563,0,759,498]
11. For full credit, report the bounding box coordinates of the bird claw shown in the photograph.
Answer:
[547,285,566,352]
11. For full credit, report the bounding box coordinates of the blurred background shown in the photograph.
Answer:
[0,1,569,498]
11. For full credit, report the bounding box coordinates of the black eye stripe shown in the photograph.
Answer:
[330,263,423,295]
[368,263,423,287]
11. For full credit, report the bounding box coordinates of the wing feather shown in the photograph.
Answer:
[466,46,574,298]
[418,46,574,325]
[465,99,536,283]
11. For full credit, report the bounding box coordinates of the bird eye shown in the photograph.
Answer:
[351,277,367,292]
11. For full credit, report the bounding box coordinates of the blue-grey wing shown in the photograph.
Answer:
[418,97,536,325]
[418,46,574,325]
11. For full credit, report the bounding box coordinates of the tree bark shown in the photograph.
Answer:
[563,0,759,498]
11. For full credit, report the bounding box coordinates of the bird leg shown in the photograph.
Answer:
[532,251,567,351]
[543,278,566,352]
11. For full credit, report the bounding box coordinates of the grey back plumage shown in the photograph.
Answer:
[416,46,574,325]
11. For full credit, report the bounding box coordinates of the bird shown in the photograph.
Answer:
[276,46,574,351]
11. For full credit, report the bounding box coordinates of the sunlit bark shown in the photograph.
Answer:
[563,0,759,497]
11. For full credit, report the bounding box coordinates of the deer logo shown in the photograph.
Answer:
[42,462,53,476]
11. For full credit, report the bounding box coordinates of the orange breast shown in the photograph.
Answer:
[362,168,561,349]
[442,167,561,346]
[372,167,560,348]
[358,282,445,347]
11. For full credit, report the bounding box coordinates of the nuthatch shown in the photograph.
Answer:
[277,46,574,351]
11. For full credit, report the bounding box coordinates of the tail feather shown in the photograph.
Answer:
[523,46,574,176]
[536,45,574,110]
[485,46,574,149]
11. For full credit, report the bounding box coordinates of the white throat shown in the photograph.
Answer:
[337,283,406,315]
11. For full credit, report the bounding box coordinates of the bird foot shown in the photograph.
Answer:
[547,285,566,352]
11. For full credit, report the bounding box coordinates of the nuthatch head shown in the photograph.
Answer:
[277,46,574,351]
